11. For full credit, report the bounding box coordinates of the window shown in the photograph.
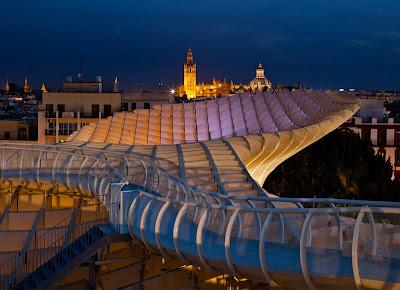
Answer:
[58,123,78,135]
[395,131,400,146]
[361,127,371,141]
[45,104,54,117]
[132,103,136,110]
[92,104,99,117]
[18,128,27,140]
[144,102,150,109]
[396,149,400,165]
[57,104,65,113]
[46,104,53,112]
[4,132,10,140]
[378,129,386,146]
[104,104,112,117]
[122,102,128,111]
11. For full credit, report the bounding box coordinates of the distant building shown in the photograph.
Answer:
[122,90,172,111]
[0,119,37,141]
[249,62,272,92]
[40,74,122,144]
[342,116,400,178]
[177,49,272,99]
[39,74,172,144]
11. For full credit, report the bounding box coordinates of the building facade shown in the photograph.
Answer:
[177,49,272,99]
[0,119,37,141]
[342,116,400,177]
[122,89,172,111]
[40,75,122,144]
[40,75,172,144]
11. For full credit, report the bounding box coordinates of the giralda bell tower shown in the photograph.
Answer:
[183,48,197,99]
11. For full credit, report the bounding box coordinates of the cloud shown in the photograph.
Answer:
[348,39,373,47]
[373,30,400,41]
[393,47,400,54]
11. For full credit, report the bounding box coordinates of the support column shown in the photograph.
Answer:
[55,111,59,144]
[37,111,46,144]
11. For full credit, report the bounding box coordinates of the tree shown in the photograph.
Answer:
[263,128,399,201]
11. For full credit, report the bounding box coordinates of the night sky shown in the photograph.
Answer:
[1,0,400,90]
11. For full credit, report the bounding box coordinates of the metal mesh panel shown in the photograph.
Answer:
[202,207,230,270]
[357,210,400,288]
[230,210,261,277]
[304,212,353,289]
[271,212,308,289]
[157,202,178,253]
[177,205,205,263]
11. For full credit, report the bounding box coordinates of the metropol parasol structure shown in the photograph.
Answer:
[1,89,400,290]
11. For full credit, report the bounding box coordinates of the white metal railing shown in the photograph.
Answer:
[1,144,400,289]
[123,189,400,290]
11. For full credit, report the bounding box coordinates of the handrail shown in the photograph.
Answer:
[0,185,20,228]
[63,198,83,248]
[128,189,400,215]
[124,188,400,289]
[1,145,400,210]
[0,201,108,290]
[20,194,50,252]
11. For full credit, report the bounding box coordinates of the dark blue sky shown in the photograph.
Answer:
[1,0,400,90]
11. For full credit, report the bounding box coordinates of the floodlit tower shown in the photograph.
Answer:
[23,76,29,94]
[4,79,9,93]
[183,48,197,99]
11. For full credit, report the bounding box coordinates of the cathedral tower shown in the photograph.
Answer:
[183,49,196,99]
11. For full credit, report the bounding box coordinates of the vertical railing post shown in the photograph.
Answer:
[155,200,171,258]
[173,204,190,264]
[140,198,154,250]
[299,210,316,290]
[352,208,366,290]
[225,208,240,278]
[196,206,214,272]
[259,212,279,287]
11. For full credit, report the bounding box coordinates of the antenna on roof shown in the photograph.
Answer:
[78,56,83,79]
[115,27,121,85]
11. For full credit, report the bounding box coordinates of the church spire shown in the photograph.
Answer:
[41,82,47,93]
[23,76,29,94]
[4,79,9,93]
[113,77,120,92]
